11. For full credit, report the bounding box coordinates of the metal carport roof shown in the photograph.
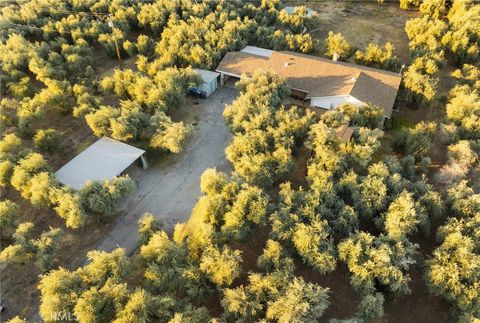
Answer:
[55,137,145,190]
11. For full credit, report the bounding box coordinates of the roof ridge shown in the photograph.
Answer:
[276,50,401,76]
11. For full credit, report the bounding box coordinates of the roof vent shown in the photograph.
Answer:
[332,52,339,62]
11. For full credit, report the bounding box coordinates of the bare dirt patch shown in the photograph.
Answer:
[285,1,416,63]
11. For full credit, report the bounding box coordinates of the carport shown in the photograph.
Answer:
[55,137,146,190]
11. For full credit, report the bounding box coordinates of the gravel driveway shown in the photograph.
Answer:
[94,86,237,255]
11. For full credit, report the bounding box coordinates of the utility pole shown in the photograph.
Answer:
[108,20,122,68]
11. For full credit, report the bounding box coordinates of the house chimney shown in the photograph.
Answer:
[332,52,339,62]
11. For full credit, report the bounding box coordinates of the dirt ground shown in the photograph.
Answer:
[1,85,237,322]
[284,1,416,63]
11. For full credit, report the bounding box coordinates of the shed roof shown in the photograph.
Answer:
[193,68,220,83]
[216,50,402,118]
[335,124,355,142]
[55,137,145,190]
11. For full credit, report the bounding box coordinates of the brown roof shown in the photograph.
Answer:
[335,124,355,142]
[216,50,402,118]
[216,51,270,77]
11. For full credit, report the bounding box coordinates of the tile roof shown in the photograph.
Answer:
[216,49,402,118]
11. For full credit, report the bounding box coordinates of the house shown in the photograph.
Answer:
[215,46,402,119]
[192,68,220,97]
[55,137,146,190]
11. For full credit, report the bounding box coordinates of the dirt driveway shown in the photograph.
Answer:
[93,86,237,255]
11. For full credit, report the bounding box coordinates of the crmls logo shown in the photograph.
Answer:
[48,311,77,321]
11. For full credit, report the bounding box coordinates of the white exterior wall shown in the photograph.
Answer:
[310,95,364,110]
[193,68,220,97]
[200,79,218,97]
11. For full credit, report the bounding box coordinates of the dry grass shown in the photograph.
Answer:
[284,1,416,63]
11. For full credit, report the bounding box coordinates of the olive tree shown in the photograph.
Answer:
[33,129,60,153]
[338,232,417,296]
[0,200,19,239]
[325,31,351,60]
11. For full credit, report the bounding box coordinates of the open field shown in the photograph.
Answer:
[286,1,417,63]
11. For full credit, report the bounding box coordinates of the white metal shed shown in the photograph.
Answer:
[55,137,146,190]
[193,68,220,97]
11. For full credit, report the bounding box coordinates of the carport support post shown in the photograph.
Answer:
[220,73,225,86]
[140,154,148,170]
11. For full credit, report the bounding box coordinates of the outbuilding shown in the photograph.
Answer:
[192,68,220,97]
[284,6,315,17]
[55,137,146,190]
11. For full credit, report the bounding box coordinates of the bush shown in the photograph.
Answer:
[33,129,60,153]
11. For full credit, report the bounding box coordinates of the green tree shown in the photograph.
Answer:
[278,6,316,34]
[405,16,447,56]
[419,0,447,18]
[38,267,83,322]
[138,213,162,246]
[257,239,293,272]
[292,219,337,274]
[114,289,176,323]
[442,0,480,64]
[85,106,119,137]
[10,153,51,204]
[381,191,424,240]
[403,57,440,105]
[0,199,19,239]
[74,280,128,323]
[338,232,417,296]
[199,246,242,287]
[0,223,61,272]
[446,85,480,139]
[33,129,60,153]
[355,42,400,71]
[427,233,480,319]
[150,114,193,153]
[266,277,330,322]
[78,176,136,220]
[325,31,351,60]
